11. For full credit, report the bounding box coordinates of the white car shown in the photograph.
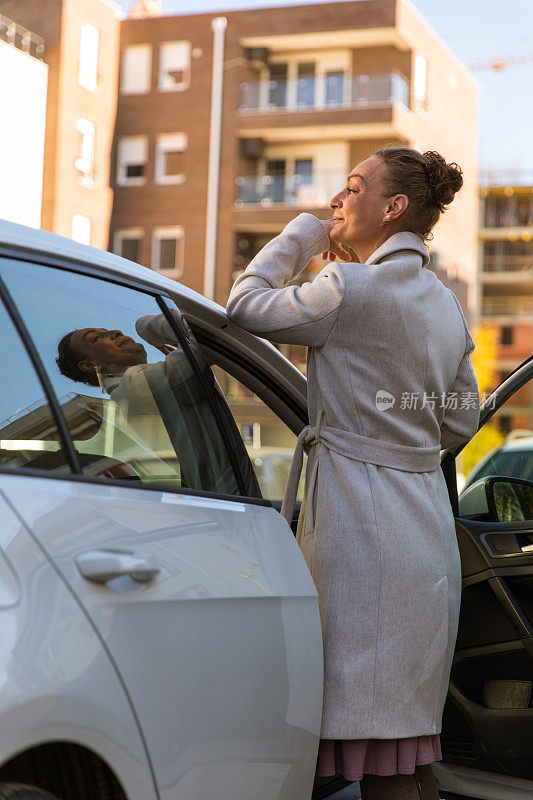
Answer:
[1,220,533,800]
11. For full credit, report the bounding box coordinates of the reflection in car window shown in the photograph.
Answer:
[459,377,533,501]
[211,366,304,504]
[0,299,71,474]
[0,258,240,495]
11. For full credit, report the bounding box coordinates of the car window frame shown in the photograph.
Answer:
[187,326,311,515]
[157,297,262,499]
[442,357,533,516]
[190,325,309,435]
[0,252,268,507]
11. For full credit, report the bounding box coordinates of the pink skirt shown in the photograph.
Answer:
[316,734,442,782]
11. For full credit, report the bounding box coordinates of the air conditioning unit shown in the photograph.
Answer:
[244,47,269,68]
[239,138,263,159]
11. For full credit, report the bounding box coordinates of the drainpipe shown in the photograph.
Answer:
[203,16,227,301]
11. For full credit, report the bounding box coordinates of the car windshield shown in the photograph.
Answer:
[463,448,533,491]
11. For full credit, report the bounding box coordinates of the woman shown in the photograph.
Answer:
[226,148,480,800]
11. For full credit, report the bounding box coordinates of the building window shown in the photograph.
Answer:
[484,195,511,227]
[158,42,191,91]
[114,229,143,263]
[499,415,512,436]
[152,227,184,274]
[120,44,152,94]
[79,24,99,91]
[294,159,313,184]
[117,136,148,186]
[325,70,345,106]
[269,63,287,108]
[501,325,514,346]
[155,133,187,184]
[414,54,427,107]
[72,214,91,245]
[296,62,315,107]
[75,118,95,181]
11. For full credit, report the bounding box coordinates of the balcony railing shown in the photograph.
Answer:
[0,13,45,61]
[235,171,347,207]
[482,297,533,316]
[239,71,409,113]
[480,168,533,188]
[482,257,533,273]
[483,209,533,228]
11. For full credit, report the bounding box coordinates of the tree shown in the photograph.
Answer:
[458,323,504,486]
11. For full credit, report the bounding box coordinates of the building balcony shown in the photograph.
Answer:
[482,257,533,271]
[0,13,45,61]
[482,297,533,320]
[239,71,410,115]
[234,171,344,208]
[481,257,533,281]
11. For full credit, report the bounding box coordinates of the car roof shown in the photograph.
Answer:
[0,219,308,417]
[498,438,533,452]
[0,218,217,313]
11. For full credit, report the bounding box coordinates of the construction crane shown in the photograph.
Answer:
[468,53,533,71]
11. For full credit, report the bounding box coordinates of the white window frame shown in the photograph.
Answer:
[75,118,95,182]
[158,41,191,92]
[120,44,152,95]
[79,23,99,91]
[155,133,187,184]
[72,214,91,245]
[113,228,144,263]
[116,135,148,186]
[152,227,184,275]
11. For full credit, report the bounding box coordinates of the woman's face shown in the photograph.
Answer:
[329,156,390,249]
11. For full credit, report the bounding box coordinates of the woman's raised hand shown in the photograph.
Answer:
[320,220,352,262]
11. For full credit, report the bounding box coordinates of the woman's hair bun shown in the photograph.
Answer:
[423,151,463,211]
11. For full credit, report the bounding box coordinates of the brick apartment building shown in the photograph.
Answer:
[478,175,533,433]
[2,0,478,326]
[111,0,478,319]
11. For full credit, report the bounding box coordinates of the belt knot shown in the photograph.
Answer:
[302,409,325,454]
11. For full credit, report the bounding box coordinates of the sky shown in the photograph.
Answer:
[117,0,533,174]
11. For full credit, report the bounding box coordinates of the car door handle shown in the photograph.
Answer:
[76,549,160,584]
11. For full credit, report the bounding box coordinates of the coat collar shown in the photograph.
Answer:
[364,231,430,268]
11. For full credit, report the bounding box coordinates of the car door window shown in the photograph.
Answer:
[211,365,304,504]
[458,377,533,521]
[0,257,240,496]
[460,378,533,491]
[0,298,72,473]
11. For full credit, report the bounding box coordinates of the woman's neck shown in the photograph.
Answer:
[354,228,403,264]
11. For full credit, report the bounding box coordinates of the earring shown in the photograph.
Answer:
[95,369,105,394]
[386,214,391,221]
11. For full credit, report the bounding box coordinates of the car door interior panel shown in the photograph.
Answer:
[440,360,533,785]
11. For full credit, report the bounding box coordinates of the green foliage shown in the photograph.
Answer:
[459,422,504,483]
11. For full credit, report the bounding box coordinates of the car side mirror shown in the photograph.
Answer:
[459,476,533,522]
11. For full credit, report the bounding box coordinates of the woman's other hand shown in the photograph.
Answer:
[320,220,352,262]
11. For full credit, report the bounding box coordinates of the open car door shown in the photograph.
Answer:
[437,356,533,800]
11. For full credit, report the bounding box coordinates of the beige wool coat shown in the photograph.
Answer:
[226,213,480,740]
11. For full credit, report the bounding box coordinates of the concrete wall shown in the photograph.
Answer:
[0,40,48,227]
[1,0,121,248]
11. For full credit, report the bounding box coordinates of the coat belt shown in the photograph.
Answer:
[281,410,441,527]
